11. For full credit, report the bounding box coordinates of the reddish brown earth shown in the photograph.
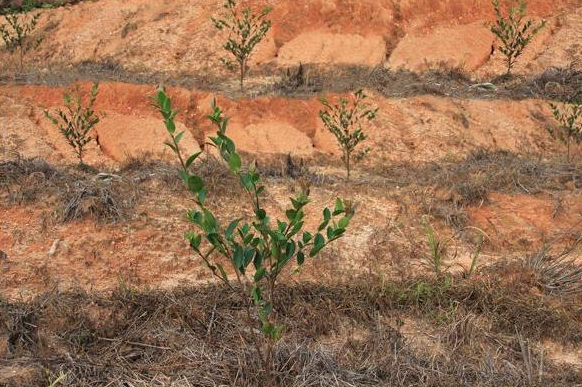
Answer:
[2,0,582,384]
[2,0,582,299]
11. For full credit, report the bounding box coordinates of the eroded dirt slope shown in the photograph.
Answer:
[1,0,581,308]
[1,0,580,76]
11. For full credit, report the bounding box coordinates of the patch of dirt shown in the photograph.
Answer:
[97,112,200,162]
[387,21,494,72]
[468,192,582,250]
[277,32,387,67]
[226,122,315,155]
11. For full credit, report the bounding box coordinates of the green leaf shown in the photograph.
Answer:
[277,220,287,233]
[326,226,334,240]
[259,302,272,322]
[165,119,176,134]
[338,216,350,229]
[233,245,244,271]
[185,152,202,169]
[187,210,203,224]
[216,263,228,282]
[255,208,266,220]
[323,207,331,221]
[203,209,219,232]
[318,218,330,232]
[286,209,296,222]
[251,286,262,305]
[197,188,207,204]
[333,198,345,215]
[254,252,263,270]
[271,325,283,341]
[164,141,177,152]
[297,251,305,265]
[225,219,241,239]
[185,231,201,250]
[174,130,185,144]
[187,175,204,194]
[310,233,325,257]
[228,152,242,172]
[254,267,266,281]
[241,174,254,190]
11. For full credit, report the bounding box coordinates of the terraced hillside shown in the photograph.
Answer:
[1,0,582,386]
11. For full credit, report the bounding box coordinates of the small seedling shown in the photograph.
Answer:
[155,89,354,386]
[0,1,43,70]
[490,0,546,75]
[423,220,453,279]
[423,220,486,280]
[45,83,101,166]
[319,90,378,181]
[548,101,582,162]
[212,0,272,91]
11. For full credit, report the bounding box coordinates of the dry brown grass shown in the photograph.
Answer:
[2,270,581,387]
[4,60,582,102]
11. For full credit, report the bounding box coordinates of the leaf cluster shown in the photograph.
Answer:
[212,0,271,64]
[45,83,100,164]
[548,101,582,144]
[319,90,377,178]
[211,0,271,90]
[0,6,42,55]
[490,0,546,74]
[155,89,354,345]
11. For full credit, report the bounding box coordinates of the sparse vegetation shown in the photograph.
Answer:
[61,176,134,223]
[490,0,546,75]
[319,90,378,180]
[156,89,354,385]
[423,220,452,279]
[45,83,101,166]
[421,219,485,279]
[212,0,272,91]
[526,241,582,295]
[0,1,42,70]
[5,1,582,386]
[2,275,582,386]
[548,100,582,162]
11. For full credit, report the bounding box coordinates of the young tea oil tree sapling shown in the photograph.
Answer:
[155,89,354,385]
[490,0,546,76]
[45,83,101,166]
[212,0,272,91]
[319,89,378,181]
[0,3,42,70]
[548,101,582,163]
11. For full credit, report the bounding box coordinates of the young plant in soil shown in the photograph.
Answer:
[45,83,101,167]
[319,90,378,181]
[490,0,546,76]
[548,100,582,162]
[0,2,42,71]
[212,0,272,92]
[155,89,354,386]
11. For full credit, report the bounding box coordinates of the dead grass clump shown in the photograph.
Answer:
[526,243,582,296]
[0,157,60,203]
[61,177,135,222]
[119,153,182,188]
[532,64,582,102]
[0,298,39,357]
[254,153,310,179]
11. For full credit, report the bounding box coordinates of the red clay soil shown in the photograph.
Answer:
[2,0,578,75]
